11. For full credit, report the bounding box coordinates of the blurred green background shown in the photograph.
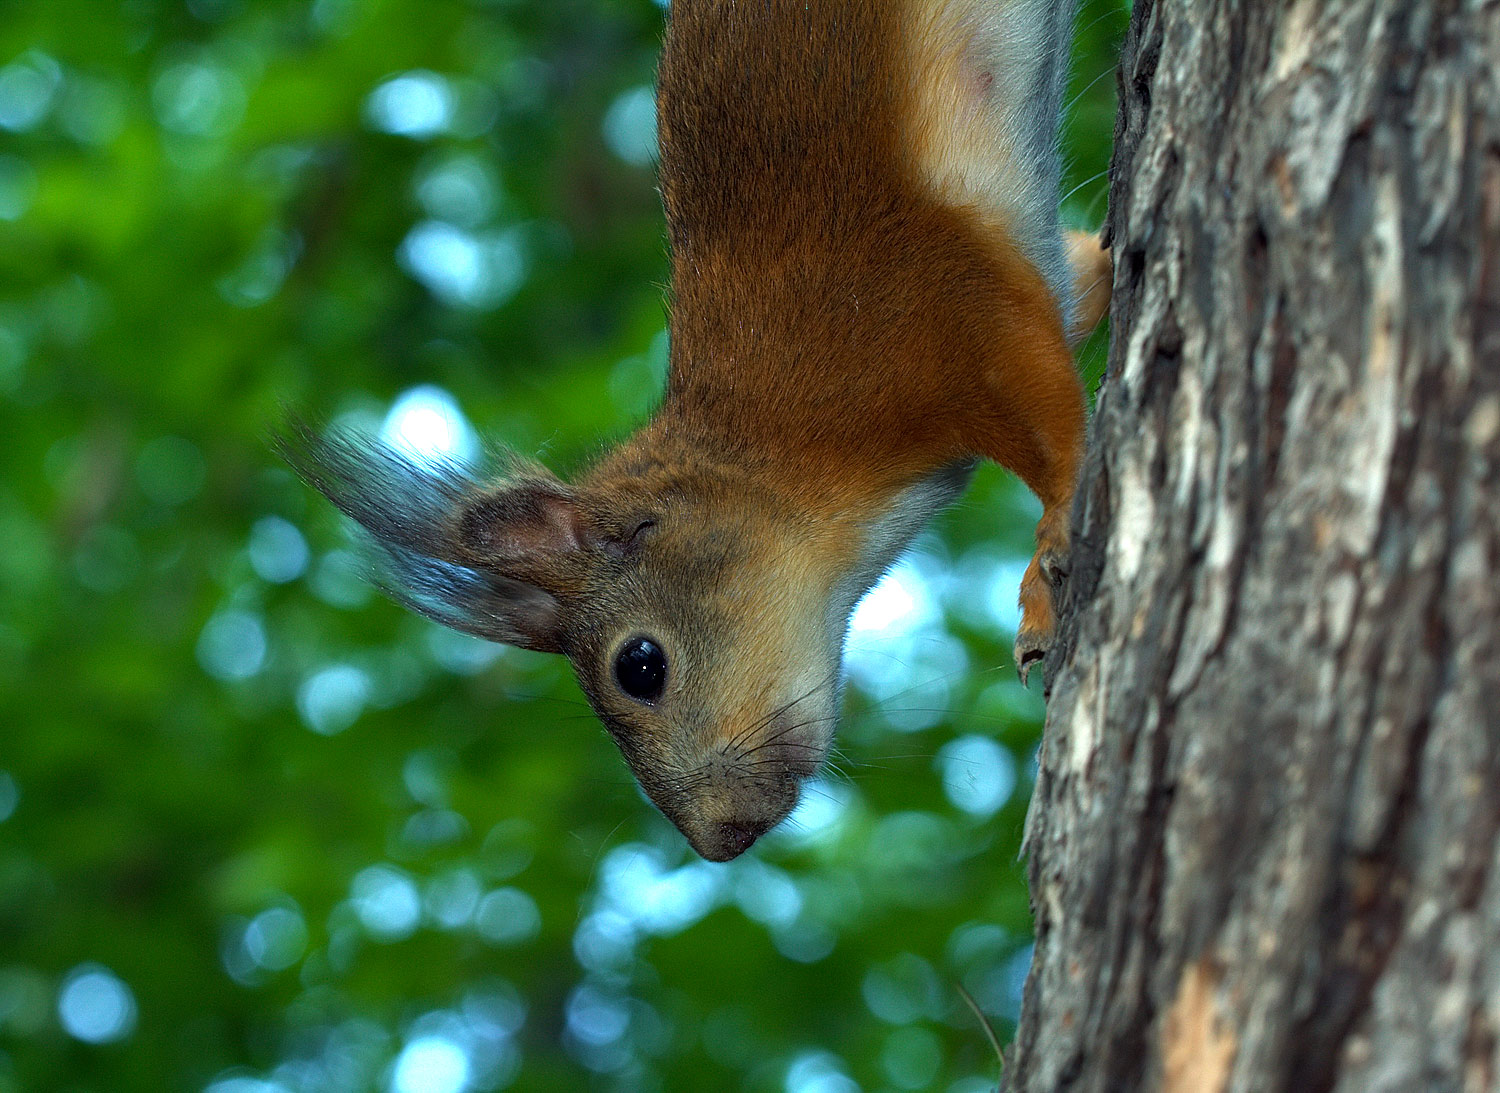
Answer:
[0,1,1123,1090]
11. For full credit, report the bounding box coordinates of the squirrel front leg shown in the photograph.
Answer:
[960,236,1099,684]
[984,334,1085,685]
[989,231,1108,683]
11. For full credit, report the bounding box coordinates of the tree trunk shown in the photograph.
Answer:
[1007,2,1500,1091]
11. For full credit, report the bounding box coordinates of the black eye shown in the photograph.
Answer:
[614,637,667,703]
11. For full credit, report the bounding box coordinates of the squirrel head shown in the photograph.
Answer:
[280,424,852,861]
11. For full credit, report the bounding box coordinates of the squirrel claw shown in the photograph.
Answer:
[1039,549,1069,586]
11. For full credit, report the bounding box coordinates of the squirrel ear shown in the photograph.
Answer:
[450,479,593,587]
[382,550,569,654]
[274,422,585,654]
[454,481,584,564]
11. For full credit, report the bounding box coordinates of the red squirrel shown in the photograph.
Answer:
[284,0,1110,862]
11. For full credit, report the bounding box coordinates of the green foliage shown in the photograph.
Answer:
[0,1,1125,1090]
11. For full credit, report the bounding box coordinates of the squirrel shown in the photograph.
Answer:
[282,0,1111,862]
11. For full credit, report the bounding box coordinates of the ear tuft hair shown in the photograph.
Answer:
[274,419,571,653]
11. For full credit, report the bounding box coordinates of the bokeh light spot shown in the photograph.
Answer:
[401,222,480,303]
[57,964,137,1044]
[0,52,61,132]
[72,524,140,592]
[565,985,628,1048]
[937,735,1018,818]
[296,663,370,735]
[196,609,267,682]
[416,156,497,228]
[380,386,478,468]
[785,1050,859,1093]
[217,231,294,307]
[310,549,372,609]
[425,627,503,675]
[187,0,243,21]
[242,905,308,972]
[962,942,1034,1024]
[400,808,469,850]
[733,860,802,928]
[851,568,920,635]
[0,322,25,394]
[367,72,453,138]
[473,888,541,946]
[351,865,422,942]
[846,554,950,703]
[602,85,656,166]
[607,329,670,417]
[204,1078,290,1093]
[391,1035,470,1093]
[598,844,724,937]
[862,952,942,1025]
[768,777,851,850]
[403,749,450,808]
[572,909,636,973]
[425,869,482,930]
[56,74,126,145]
[398,222,526,309]
[153,57,246,136]
[248,516,310,584]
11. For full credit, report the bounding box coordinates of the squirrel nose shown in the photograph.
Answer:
[665,776,805,861]
[716,821,760,858]
[692,819,767,862]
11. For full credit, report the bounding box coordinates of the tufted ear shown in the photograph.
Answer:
[450,479,592,586]
[380,547,569,654]
[275,421,587,654]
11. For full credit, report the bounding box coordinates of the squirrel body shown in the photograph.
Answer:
[287,0,1108,861]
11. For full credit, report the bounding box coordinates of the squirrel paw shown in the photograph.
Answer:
[1039,546,1069,586]
[1015,540,1070,687]
[1014,627,1052,687]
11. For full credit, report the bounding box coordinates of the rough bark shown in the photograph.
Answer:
[1007,2,1500,1091]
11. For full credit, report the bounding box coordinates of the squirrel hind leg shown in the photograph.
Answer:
[1065,228,1112,346]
